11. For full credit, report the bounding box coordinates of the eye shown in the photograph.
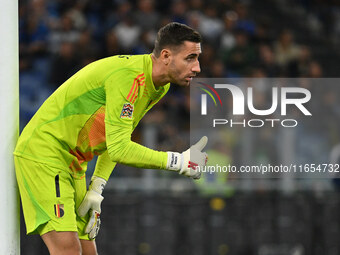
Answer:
[186,56,196,61]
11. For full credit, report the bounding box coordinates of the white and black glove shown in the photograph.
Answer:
[166,136,208,179]
[77,176,106,239]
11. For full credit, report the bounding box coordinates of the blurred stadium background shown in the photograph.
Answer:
[19,0,340,254]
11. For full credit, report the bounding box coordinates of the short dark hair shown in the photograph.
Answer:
[153,22,202,57]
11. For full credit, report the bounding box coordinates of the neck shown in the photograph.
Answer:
[151,54,170,88]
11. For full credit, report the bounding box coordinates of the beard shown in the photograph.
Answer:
[168,64,188,86]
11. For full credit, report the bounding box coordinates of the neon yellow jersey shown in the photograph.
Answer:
[14,54,170,179]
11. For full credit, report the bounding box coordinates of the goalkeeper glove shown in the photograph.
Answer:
[166,136,208,179]
[77,176,106,239]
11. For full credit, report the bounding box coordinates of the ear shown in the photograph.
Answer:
[160,49,171,65]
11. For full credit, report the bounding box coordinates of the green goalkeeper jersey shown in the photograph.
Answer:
[14,54,170,179]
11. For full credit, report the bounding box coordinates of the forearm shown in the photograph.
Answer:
[93,150,116,181]
[106,123,168,169]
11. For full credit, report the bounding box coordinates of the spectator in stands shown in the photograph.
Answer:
[113,15,141,52]
[21,0,50,58]
[132,30,156,54]
[219,11,237,51]
[67,2,87,31]
[170,0,188,24]
[188,0,204,12]
[307,60,323,78]
[134,0,159,31]
[102,31,123,57]
[105,1,132,31]
[49,41,80,89]
[222,29,256,76]
[287,45,312,77]
[197,4,224,45]
[76,29,100,67]
[252,22,273,45]
[274,29,300,69]
[210,60,228,78]
[234,2,256,36]
[197,43,216,77]
[215,0,234,17]
[49,12,81,54]
[258,44,280,77]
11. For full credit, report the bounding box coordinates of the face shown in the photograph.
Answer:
[166,41,201,86]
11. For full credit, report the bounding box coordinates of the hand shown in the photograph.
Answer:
[166,136,208,179]
[77,176,106,239]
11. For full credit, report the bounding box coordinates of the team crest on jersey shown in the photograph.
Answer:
[120,103,134,119]
[54,204,64,218]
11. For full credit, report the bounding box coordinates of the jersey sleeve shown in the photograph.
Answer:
[93,150,116,181]
[104,68,168,170]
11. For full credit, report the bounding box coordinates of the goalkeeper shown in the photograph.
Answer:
[14,22,208,255]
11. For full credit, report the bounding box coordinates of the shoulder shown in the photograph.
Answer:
[104,56,148,102]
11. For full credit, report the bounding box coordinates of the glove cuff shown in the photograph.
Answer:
[166,152,182,171]
[89,176,107,195]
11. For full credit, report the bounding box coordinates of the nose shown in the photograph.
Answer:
[192,60,201,74]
